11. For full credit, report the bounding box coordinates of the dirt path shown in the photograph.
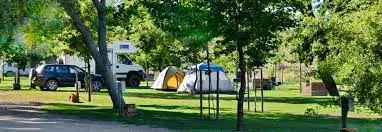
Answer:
[0,101,173,132]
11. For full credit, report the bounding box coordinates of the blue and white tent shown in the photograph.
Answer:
[190,62,224,72]
[178,63,234,94]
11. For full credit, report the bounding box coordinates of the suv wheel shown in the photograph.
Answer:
[127,74,140,87]
[92,80,102,92]
[45,80,58,91]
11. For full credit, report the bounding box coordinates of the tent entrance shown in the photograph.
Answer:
[166,73,182,89]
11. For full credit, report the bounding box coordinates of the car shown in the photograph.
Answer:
[31,64,104,91]
[1,62,30,77]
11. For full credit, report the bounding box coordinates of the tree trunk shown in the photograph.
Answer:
[59,0,125,108]
[95,0,125,109]
[341,96,349,129]
[236,40,246,131]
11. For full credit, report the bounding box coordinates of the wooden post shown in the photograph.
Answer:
[261,68,264,112]
[274,63,277,86]
[299,63,302,93]
[76,70,79,102]
[247,67,250,111]
[146,59,149,88]
[117,81,125,117]
[216,71,220,120]
[199,70,203,120]
[87,59,92,102]
[253,68,257,112]
[281,68,284,85]
[0,57,2,83]
[1,58,4,81]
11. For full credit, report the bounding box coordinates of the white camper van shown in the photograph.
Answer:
[60,40,145,87]
[1,62,30,77]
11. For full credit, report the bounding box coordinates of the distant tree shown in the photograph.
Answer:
[288,0,382,114]
[5,44,29,87]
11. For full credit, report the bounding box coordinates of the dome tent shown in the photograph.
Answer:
[177,63,234,94]
[151,66,185,90]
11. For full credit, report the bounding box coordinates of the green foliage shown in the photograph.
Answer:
[5,44,29,70]
[211,52,237,74]
[114,4,183,71]
[138,0,214,67]
[209,1,301,68]
[59,28,91,60]
[285,0,382,114]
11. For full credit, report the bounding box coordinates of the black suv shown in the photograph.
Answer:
[31,64,104,91]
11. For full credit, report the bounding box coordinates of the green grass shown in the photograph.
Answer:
[0,77,381,131]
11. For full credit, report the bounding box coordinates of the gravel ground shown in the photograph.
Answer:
[0,101,173,132]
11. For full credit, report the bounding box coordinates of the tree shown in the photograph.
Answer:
[139,0,214,65]
[141,0,301,130]
[287,0,382,114]
[4,44,29,88]
[208,1,300,130]
[58,0,124,108]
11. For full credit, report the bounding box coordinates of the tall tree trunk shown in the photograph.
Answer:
[59,0,125,108]
[236,40,246,131]
[94,0,125,108]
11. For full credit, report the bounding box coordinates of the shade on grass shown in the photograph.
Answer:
[0,77,380,131]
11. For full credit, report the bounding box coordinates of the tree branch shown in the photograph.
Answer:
[58,0,102,61]
[92,0,105,11]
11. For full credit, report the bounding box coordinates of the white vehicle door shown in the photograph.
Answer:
[115,54,135,78]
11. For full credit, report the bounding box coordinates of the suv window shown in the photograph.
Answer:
[69,66,85,74]
[56,66,69,74]
[69,67,76,74]
[43,66,55,72]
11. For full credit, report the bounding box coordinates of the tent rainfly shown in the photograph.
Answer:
[151,66,185,90]
[177,63,234,94]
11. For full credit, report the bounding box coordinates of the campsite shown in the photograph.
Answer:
[0,76,381,131]
[1,0,382,132]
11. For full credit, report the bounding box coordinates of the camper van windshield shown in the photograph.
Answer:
[117,54,131,65]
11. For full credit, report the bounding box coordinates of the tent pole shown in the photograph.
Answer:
[207,45,211,120]
[176,74,179,88]
[216,71,220,120]
[199,70,203,120]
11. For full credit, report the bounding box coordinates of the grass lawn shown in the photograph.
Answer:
[0,77,381,131]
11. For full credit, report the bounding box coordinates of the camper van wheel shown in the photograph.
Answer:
[127,74,140,87]
[5,71,14,77]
